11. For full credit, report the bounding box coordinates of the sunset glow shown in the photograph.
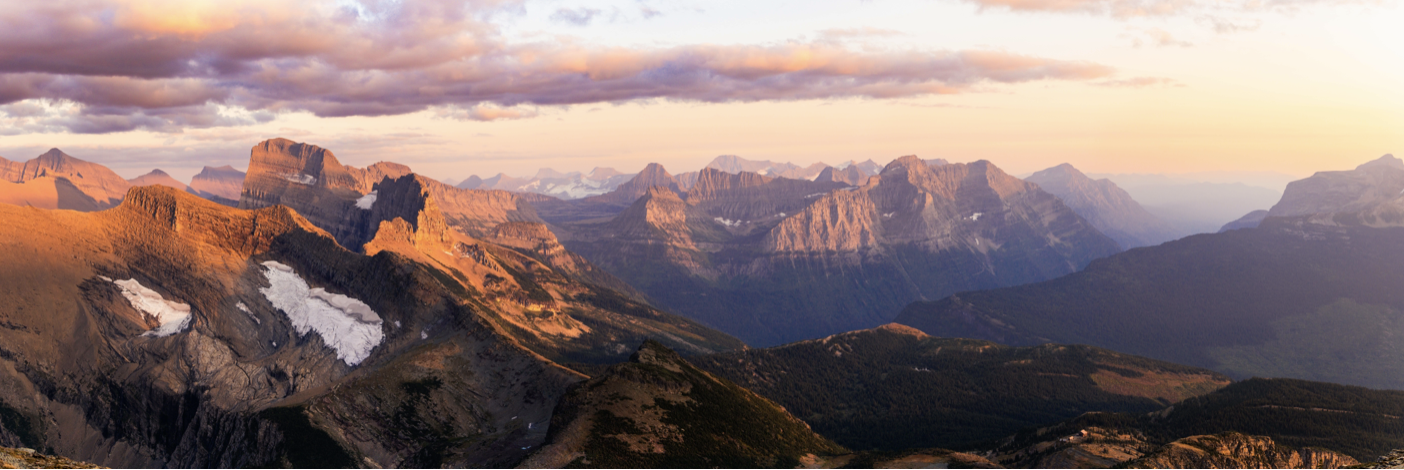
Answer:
[1,0,1400,182]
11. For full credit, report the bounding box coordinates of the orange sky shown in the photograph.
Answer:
[1,0,1400,182]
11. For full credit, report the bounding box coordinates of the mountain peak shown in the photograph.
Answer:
[630,339,685,368]
[643,184,682,200]
[1356,154,1403,171]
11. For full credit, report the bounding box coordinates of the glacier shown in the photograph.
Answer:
[259,261,384,365]
[355,190,378,210]
[112,279,192,337]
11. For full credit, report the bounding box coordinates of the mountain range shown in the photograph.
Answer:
[2,139,1401,469]
[896,155,1404,390]
[554,156,1120,346]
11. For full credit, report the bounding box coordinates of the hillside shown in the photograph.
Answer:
[521,341,845,468]
[693,324,1229,452]
[895,216,1404,389]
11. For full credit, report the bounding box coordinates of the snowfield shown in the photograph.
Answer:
[355,190,378,209]
[259,261,384,365]
[281,172,317,185]
[113,279,192,337]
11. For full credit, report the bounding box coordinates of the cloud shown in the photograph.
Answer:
[434,104,540,121]
[1092,76,1183,87]
[550,7,602,26]
[960,0,1373,19]
[0,0,1120,134]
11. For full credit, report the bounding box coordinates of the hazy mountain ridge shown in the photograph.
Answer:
[1026,163,1179,248]
[0,149,132,210]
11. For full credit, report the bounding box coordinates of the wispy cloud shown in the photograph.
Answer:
[1092,76,1183,87]
[550,7,602,25]
[0,0,1120,134]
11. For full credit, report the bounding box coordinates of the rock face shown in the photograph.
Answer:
[1125,433,1358,469]
[694,324,1229,453]
[188,165,246,203]
[238,138,543,248]
[126,169,188,191]
[1026,163,1179,248]
[1266,154,1404,226]
[519,341,845,468]
[560,156,1120,346]
[0,149,131,210]
[0,183,741,468]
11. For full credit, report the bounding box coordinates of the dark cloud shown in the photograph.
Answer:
[0,0,1121,134]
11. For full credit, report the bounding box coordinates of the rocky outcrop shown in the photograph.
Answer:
[1360,449,1404,469]
[126,169,188,191]
[0,149,131,209]
[520,341,844,468]
[0,447,103,469]
[1027,163,1179,248]
[1125,432,1358,469]
[188,165,246,202]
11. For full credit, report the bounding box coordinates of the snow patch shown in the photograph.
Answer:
[237,302,260,324]
[394,320,401,328]
[421,330,428,340]
[804,192,825,198]
[883,212,895,219]
[714,217,743,227]
[258,261,384,365]
[968,212,984,221]
[355,190,378,210]
[281,173,317,185]
[112,279,192,337]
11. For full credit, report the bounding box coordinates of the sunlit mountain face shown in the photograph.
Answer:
[2,0,1403,468]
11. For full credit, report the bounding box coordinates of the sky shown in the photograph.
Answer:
[0,0,1401,183]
